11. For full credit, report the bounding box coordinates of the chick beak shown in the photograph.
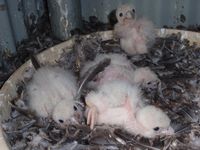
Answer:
[123,10,135,24]
[160,126,174,135]
[73,110,85,124]
[125,10,135,19]
[69,117,79,124]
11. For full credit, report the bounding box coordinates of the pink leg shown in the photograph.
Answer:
[124,98,132,112]
[123,97,139,116]
[87,105,97,129]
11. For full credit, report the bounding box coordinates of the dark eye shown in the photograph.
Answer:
[153,127,160,131]
[147,82,151,85]
[59,119,64,123]
[119,13,123,17]
[132,9,135,13]
[73,106,77,111]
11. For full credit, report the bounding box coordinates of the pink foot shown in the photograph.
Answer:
[87,106,97,129]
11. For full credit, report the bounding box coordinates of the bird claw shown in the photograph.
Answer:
[87,106,97,130]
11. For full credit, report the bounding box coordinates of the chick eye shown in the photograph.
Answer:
[119,13,123,17]
[73,106,77,111]
[147,82,151,85]
[132,9,135,13]
[153,127,160,131]
[59,119,64,123]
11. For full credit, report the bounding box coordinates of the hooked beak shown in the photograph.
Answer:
[73,110,85,124]
[160,126,175,135]
[125,10,135,19]
[69,117,79,124]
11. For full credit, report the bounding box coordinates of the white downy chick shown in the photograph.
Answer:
[81,53,158,87]
[132,67,159,89]
[27,66,79,125]
[85,80,174,138]
[80,53,133,76]
[80,53,135,87]
[134,105,174,138]
[86,80,143,129]
[52,100,82,125]
[96,65,159,89]
[114,4,155,55]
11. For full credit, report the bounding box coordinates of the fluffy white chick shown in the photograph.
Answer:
[80,53,136,87]
[27,66,79,125]
[81,53,158,87]
[97,66,159,88]
[132,67,159,89]
[114,4,155,55]
[86,80,143,129]
[134,105,174,138]
[52,100,82,125]
[80,53,133,76]
[85,81,174,138]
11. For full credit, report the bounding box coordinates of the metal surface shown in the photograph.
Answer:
[0,0,45,54]
[21,0,45,34]
[81,0,200,28]
[1,0,200,54]
[48,0,82,40]
[6,0,27,43]
[0,0,16,53]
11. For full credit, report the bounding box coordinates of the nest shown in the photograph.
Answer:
[2,32,200,150]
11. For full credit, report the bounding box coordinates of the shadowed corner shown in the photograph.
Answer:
[108,9,118,28]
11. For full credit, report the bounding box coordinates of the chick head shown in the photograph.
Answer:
[136,105,174,138]
[52,100,84,127]
[116,4,136,24]
[132,67,160,92]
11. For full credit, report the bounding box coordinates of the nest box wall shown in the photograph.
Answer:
[48,0,82,41]
[81,0,200,27]
[0,0,44,54]
[1,0,200,54]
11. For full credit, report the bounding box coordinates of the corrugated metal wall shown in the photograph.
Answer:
[0,0,16,54]
[0,0,44,54]
[48,0,82,40]
[1,0,200,54]
[81,0,200,27]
